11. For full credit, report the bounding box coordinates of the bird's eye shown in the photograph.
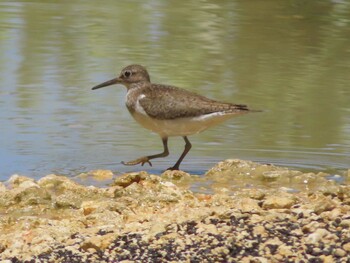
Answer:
[124,70,132,78]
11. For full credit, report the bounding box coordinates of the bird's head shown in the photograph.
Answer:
[92,64,150,90]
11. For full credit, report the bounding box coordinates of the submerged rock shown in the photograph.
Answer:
[205,159,339,193]
[78,169,114,181]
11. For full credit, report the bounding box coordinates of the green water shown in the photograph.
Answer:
[0,0,349,180]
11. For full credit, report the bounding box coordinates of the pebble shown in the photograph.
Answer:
[342,242,350,252]
[306,228,330,243]
[86,169,114,181]
[340,219,350,227]
[334,248,346,258]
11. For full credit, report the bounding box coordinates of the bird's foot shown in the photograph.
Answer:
[122,157,152,167]
[166,165,180,171]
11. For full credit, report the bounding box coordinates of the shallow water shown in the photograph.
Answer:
[0,0,349,181]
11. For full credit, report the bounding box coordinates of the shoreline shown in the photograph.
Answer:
[1,159,349,262]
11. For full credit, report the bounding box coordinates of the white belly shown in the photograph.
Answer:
[130,111,242,137]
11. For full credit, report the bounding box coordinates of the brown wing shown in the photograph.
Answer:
[139,84,250,120]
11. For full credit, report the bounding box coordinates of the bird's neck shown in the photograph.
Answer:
[126,81,151,91]
[125,83,148,114]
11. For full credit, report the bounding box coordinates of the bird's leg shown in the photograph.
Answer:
[122,137,169,167]
[167,136,192,171]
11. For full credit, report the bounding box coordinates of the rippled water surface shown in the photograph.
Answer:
[1,0,349,181]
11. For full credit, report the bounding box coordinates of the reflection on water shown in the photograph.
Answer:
[0,0,349,181]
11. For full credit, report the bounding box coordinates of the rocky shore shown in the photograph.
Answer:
[0,159,349,262]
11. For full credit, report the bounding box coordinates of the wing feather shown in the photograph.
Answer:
[138,85,249,120]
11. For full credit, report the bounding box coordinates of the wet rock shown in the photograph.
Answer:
[38,174,76,190]
[0,182,6,192]
[2,176,50,207]
[6,174,35,187]
[161,170,192,180]
[37,174,106,209]
[112,171,148,187]
[112,173,187,205]
[306,194,336,214]
[205,159,345,194]
[206,159,286,180]
[0,182,51,208]
[262,170,283,180]
[78,169,114,181]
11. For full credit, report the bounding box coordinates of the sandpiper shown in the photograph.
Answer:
[92,64,255,170]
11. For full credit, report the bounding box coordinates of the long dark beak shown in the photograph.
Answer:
[91,77,120,90]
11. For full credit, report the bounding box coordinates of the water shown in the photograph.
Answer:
[0,0,349,181]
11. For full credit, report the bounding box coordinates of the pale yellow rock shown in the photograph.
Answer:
[88,169,114,181]
[340,219,350,227]
[7,174,35,187]
[334,248,346,258]
[161,170,192,180]
[81,200,99,215]
[262,170,282,180]
[240,257,251,263]
[211,246,229,256]
[113,171,148,187]
[80,233,115,250]
[322,208,342,220]
[278,245,293,257]
[343,242,350,252]
[263,195,295,209]
[265,237,283,246]
[307,194,336,214]
[306,228,331,243]
[253,225,266,236]
[302,221,322,233]
[0,182,6,192]
[321,255,335,263]
[201,223,218,235]
[250,214,264,224]
[159,232,179,241]
[18,180,39,189]
[235,198,261,212]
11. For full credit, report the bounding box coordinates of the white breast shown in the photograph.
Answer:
[135,94,147,115]
[130,109,239,137]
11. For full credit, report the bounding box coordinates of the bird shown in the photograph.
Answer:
[92,64,255,171]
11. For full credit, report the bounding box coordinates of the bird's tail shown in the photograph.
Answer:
[233,104,262,113]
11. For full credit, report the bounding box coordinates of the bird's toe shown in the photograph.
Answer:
[122,157,152,167]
